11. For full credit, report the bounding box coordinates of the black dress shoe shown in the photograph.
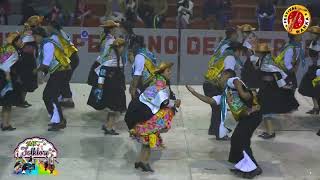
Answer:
[60,101,75,108]
[104,129,119,135]
[134,162,143,169]
[1,125,16,131]
[48,119,66,128]
[230,168,261,179]
[306,108,320,115]
[135,162,154,172]
[258,132,276,139]
[48,124,61,131]
[317,130,320,136]
[16,101,32,108]
[216,136,230,141]
[101,125,107,131]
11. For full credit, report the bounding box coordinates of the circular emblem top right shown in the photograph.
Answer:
[282,5,311,35]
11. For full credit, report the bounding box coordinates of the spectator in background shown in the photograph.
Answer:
[125,0,139,26]
[20,0,38,25]
[202,0,231,30]
[74,0,91,26]
[176,0,193,29]
[0,0,9,25]
[47,1,65,25]
[57,0,77,26]
[102,0,126,23]
[257,0,276,31]
[307,1,320,26]
[138,0,168,28]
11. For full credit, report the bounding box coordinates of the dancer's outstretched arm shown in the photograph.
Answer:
[185,85,217,106]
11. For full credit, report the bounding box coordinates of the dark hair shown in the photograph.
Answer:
[227,41,245,52]
[48,20,62,30]
[288,33,295,41]
[134,35,145,47]
[32,27,48,37]
[223,69,236,77]
[225,27,237,39]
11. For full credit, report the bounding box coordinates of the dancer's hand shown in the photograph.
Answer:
[175,99,181,108]
[185,85,195,93]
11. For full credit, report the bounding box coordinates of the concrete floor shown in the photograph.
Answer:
[0,84,319,180]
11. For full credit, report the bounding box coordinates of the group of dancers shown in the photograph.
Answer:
[0,15,79,131]
[187,24,320,178]
[1,17,319,178]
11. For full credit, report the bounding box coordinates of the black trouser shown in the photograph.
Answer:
[228,112,262,166]
[43,70,67,121]
[203,81,222,137]
[61,53,79,99]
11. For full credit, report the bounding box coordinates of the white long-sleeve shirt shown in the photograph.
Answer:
[132,54,145,76]
[284,47,300,71]
[42,42,54,66]
[224,55,236,70]
[96,35,115,62]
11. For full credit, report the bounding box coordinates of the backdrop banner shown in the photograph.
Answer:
[0,26,310,84]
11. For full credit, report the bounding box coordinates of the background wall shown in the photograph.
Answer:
[0,26,312,84]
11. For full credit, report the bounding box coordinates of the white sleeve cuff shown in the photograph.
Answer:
[316,69,320,77]
[167,100,175,108]
[213,95,222,105]
[98,77,105,84]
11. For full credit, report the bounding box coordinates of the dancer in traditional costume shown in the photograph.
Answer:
[186,69,262,179]
[87,38,127,135]
[203,41,245,140]
[125,62,181,172]
[13,30,38,108]
[238,24,261,89]
[274,33,305,89]
[13,16,43,108]
[203,27,238,136]
[0,32,24,131]
[255,43,299,139]
[32,27,71,131]
[298,26,320,114]
[47,21,79,108]
[129,35,158,99]
[87,20,119,87]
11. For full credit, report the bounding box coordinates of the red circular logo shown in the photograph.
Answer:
[288,11,304,29]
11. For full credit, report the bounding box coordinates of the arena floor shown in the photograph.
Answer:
[0,84,319,180]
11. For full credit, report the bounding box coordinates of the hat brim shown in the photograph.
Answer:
[99,23,120,28]
[154,62,174,73]
[242,28,256,32]
[254,48,273,53]
[308,30,320,34]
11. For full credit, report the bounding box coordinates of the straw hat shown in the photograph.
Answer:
[237,24,256,32]
[6,32,20,44]
[253,43,272,52]
[308,26,320,34]
[100,20,120,28]
[112,38,126,47]
[154,62,174,73]
[24,15,44,27]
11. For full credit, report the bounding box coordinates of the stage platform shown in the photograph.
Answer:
[0,84,319,180]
